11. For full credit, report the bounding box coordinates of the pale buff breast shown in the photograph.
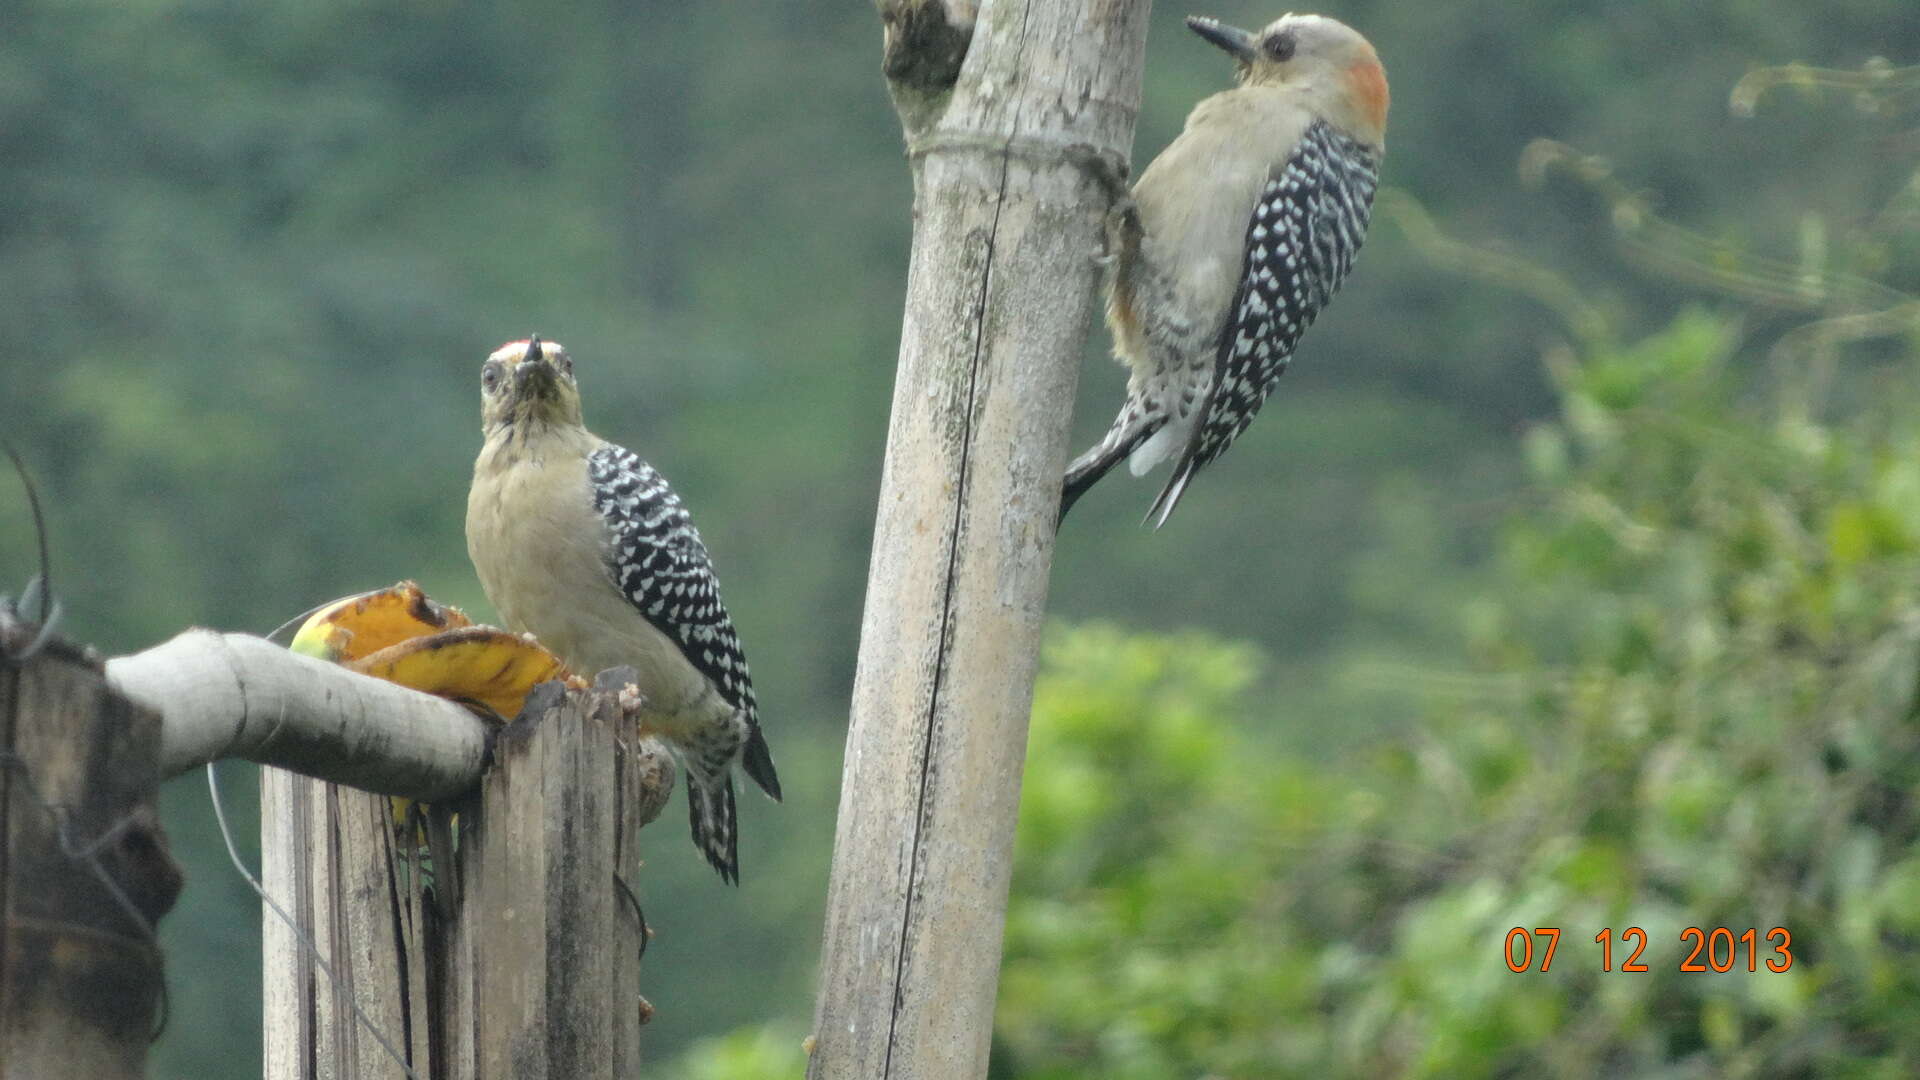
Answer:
[1132,88,1314,347]
[466,437,725,738]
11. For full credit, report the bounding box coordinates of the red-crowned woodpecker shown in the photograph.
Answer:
[1061,12,1388,525]
[465,337,779,884]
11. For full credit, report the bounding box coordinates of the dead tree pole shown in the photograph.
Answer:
[1,604,675,1080]
[809,1,1150,1076]
[0,615,183,1080]
[258,674,674,1079]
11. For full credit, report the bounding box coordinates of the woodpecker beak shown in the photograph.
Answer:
[513,334,557,398]
[1186,15,1259,62]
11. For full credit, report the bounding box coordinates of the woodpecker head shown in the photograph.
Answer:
[479,335,583,433]
[1188,12,1388,143]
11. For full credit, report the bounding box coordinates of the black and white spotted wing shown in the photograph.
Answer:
[588,444,780,799]
[1146,120,1380,526]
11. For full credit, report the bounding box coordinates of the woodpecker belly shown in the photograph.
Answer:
[466,444,728,738]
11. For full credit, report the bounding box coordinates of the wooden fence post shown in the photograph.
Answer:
[807,1,1151,1076]
[0,616,182,1080]
[261,677,674,1078]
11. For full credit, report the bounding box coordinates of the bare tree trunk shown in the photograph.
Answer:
[0,620,182,1080]
[808,1,1150,1076]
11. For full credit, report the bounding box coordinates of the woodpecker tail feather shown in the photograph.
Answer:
[686,771,740,885]
[1060,411,1161,523]
[1144,455,1200,529]
[1144,367,1254,527]
[741,724,781,801]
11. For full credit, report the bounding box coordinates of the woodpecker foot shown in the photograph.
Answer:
[1062,141,1131,201]
[1095,196,1140,268]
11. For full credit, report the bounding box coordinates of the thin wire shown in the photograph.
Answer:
[0,751,158,942]
[1,438,52,625]
[205,762,420,1080]
[263,587,384,645]
[1,438,61,663]
[207,585,418,1075]
[5,585,61,663]
[0,750,172,1040]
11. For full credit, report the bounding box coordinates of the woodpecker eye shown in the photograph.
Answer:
[555,351,573,377]
[481,362,503,393]
[1263,31,1296,61]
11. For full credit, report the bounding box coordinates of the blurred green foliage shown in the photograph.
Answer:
[2,0,1918,1074]
[691,294,1920,1075]
[991,294,1920,1076]
[978,64,1920,1066]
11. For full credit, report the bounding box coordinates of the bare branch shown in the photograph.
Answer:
[108,630,491,802]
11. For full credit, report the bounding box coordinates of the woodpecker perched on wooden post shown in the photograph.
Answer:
[465,337,780,883]
[1061,12,1388,525]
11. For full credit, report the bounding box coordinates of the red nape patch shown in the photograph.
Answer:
[1347,58,1390,138]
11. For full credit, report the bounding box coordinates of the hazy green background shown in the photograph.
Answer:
[2,0,1918,1075]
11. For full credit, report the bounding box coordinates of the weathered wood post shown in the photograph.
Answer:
[0,613,183,1080]
[808,1,1151,1076]
[260,675,674,1079]
[0,598,675,1079]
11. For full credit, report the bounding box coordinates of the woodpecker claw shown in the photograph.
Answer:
[1097,197,1139,267]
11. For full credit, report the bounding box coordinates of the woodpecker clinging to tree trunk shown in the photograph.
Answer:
[1060,12,1388,526]
[465,337,780,884]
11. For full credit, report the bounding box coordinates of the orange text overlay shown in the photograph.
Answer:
[1504,927,1793,973]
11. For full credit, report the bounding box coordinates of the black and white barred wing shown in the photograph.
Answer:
[587,445,780,799]
[1146,120,1380,527]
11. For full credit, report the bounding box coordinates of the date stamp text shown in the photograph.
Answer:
[1504,927,1793,973]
